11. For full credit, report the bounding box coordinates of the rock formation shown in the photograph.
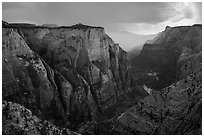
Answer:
[129,25,202,90]
[115,66,201,134]
[2,27,69,123]
[77,24,202,135]
[2,21,201,135]
[2,101,77,135]
[2,21,145,134]
[115,24,202,135]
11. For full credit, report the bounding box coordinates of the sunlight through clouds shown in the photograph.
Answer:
[118,2,202,35]
[2,2,202,50]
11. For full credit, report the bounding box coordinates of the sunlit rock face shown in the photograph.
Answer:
[18,24,132,111]
[2,22,134,130]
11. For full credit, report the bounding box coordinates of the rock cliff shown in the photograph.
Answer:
[2,22,143,133]
[129,25,202,90]
[15,23,134,110]
[3,21,201,135]
[2,27,73,124]
[80,51,201,134]
[116,24,202,135]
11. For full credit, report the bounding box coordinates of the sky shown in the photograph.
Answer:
[2,2,202,51]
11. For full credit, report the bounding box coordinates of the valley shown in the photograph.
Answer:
[2,21,202,135]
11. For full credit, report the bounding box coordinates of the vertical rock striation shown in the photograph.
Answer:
[2,28,69,122]
[2,22,136,130]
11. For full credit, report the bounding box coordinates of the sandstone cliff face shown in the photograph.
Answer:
[2,21,202,135]
[2,28,72,122]
[130,25,202,89]
[17,24,132,111]
[2,23,136,131]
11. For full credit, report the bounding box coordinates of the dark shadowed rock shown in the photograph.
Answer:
[115,66,201,134]
[2,101,77,135]
[2,28,68,121]
[129,25,202,90]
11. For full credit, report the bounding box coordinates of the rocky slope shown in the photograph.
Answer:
[115,64,201,134]
[74,54,202,135]
[116,24,202,135]
[2,21,147,134]
[79,49,202,134]
[129,25,202,90]
[2,101,77,135]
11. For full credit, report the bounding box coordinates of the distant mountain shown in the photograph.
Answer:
[127,30,163,60]
[127,44,143,60]
[108,31,156,51]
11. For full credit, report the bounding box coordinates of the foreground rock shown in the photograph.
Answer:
[2,101,77,135]
[115,65,201,134]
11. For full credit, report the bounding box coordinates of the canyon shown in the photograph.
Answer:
[2,21,202,135]
[129,25,202,90]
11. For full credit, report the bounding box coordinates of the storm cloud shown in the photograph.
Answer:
[2,2,202,50]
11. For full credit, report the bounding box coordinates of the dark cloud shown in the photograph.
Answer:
[2,2,178,25]
[2,2,202,51]
[2,2,202,33]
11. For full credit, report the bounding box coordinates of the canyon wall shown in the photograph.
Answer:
[129,25,202,89]
[115,24,202,135]
[2,22,136,130]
